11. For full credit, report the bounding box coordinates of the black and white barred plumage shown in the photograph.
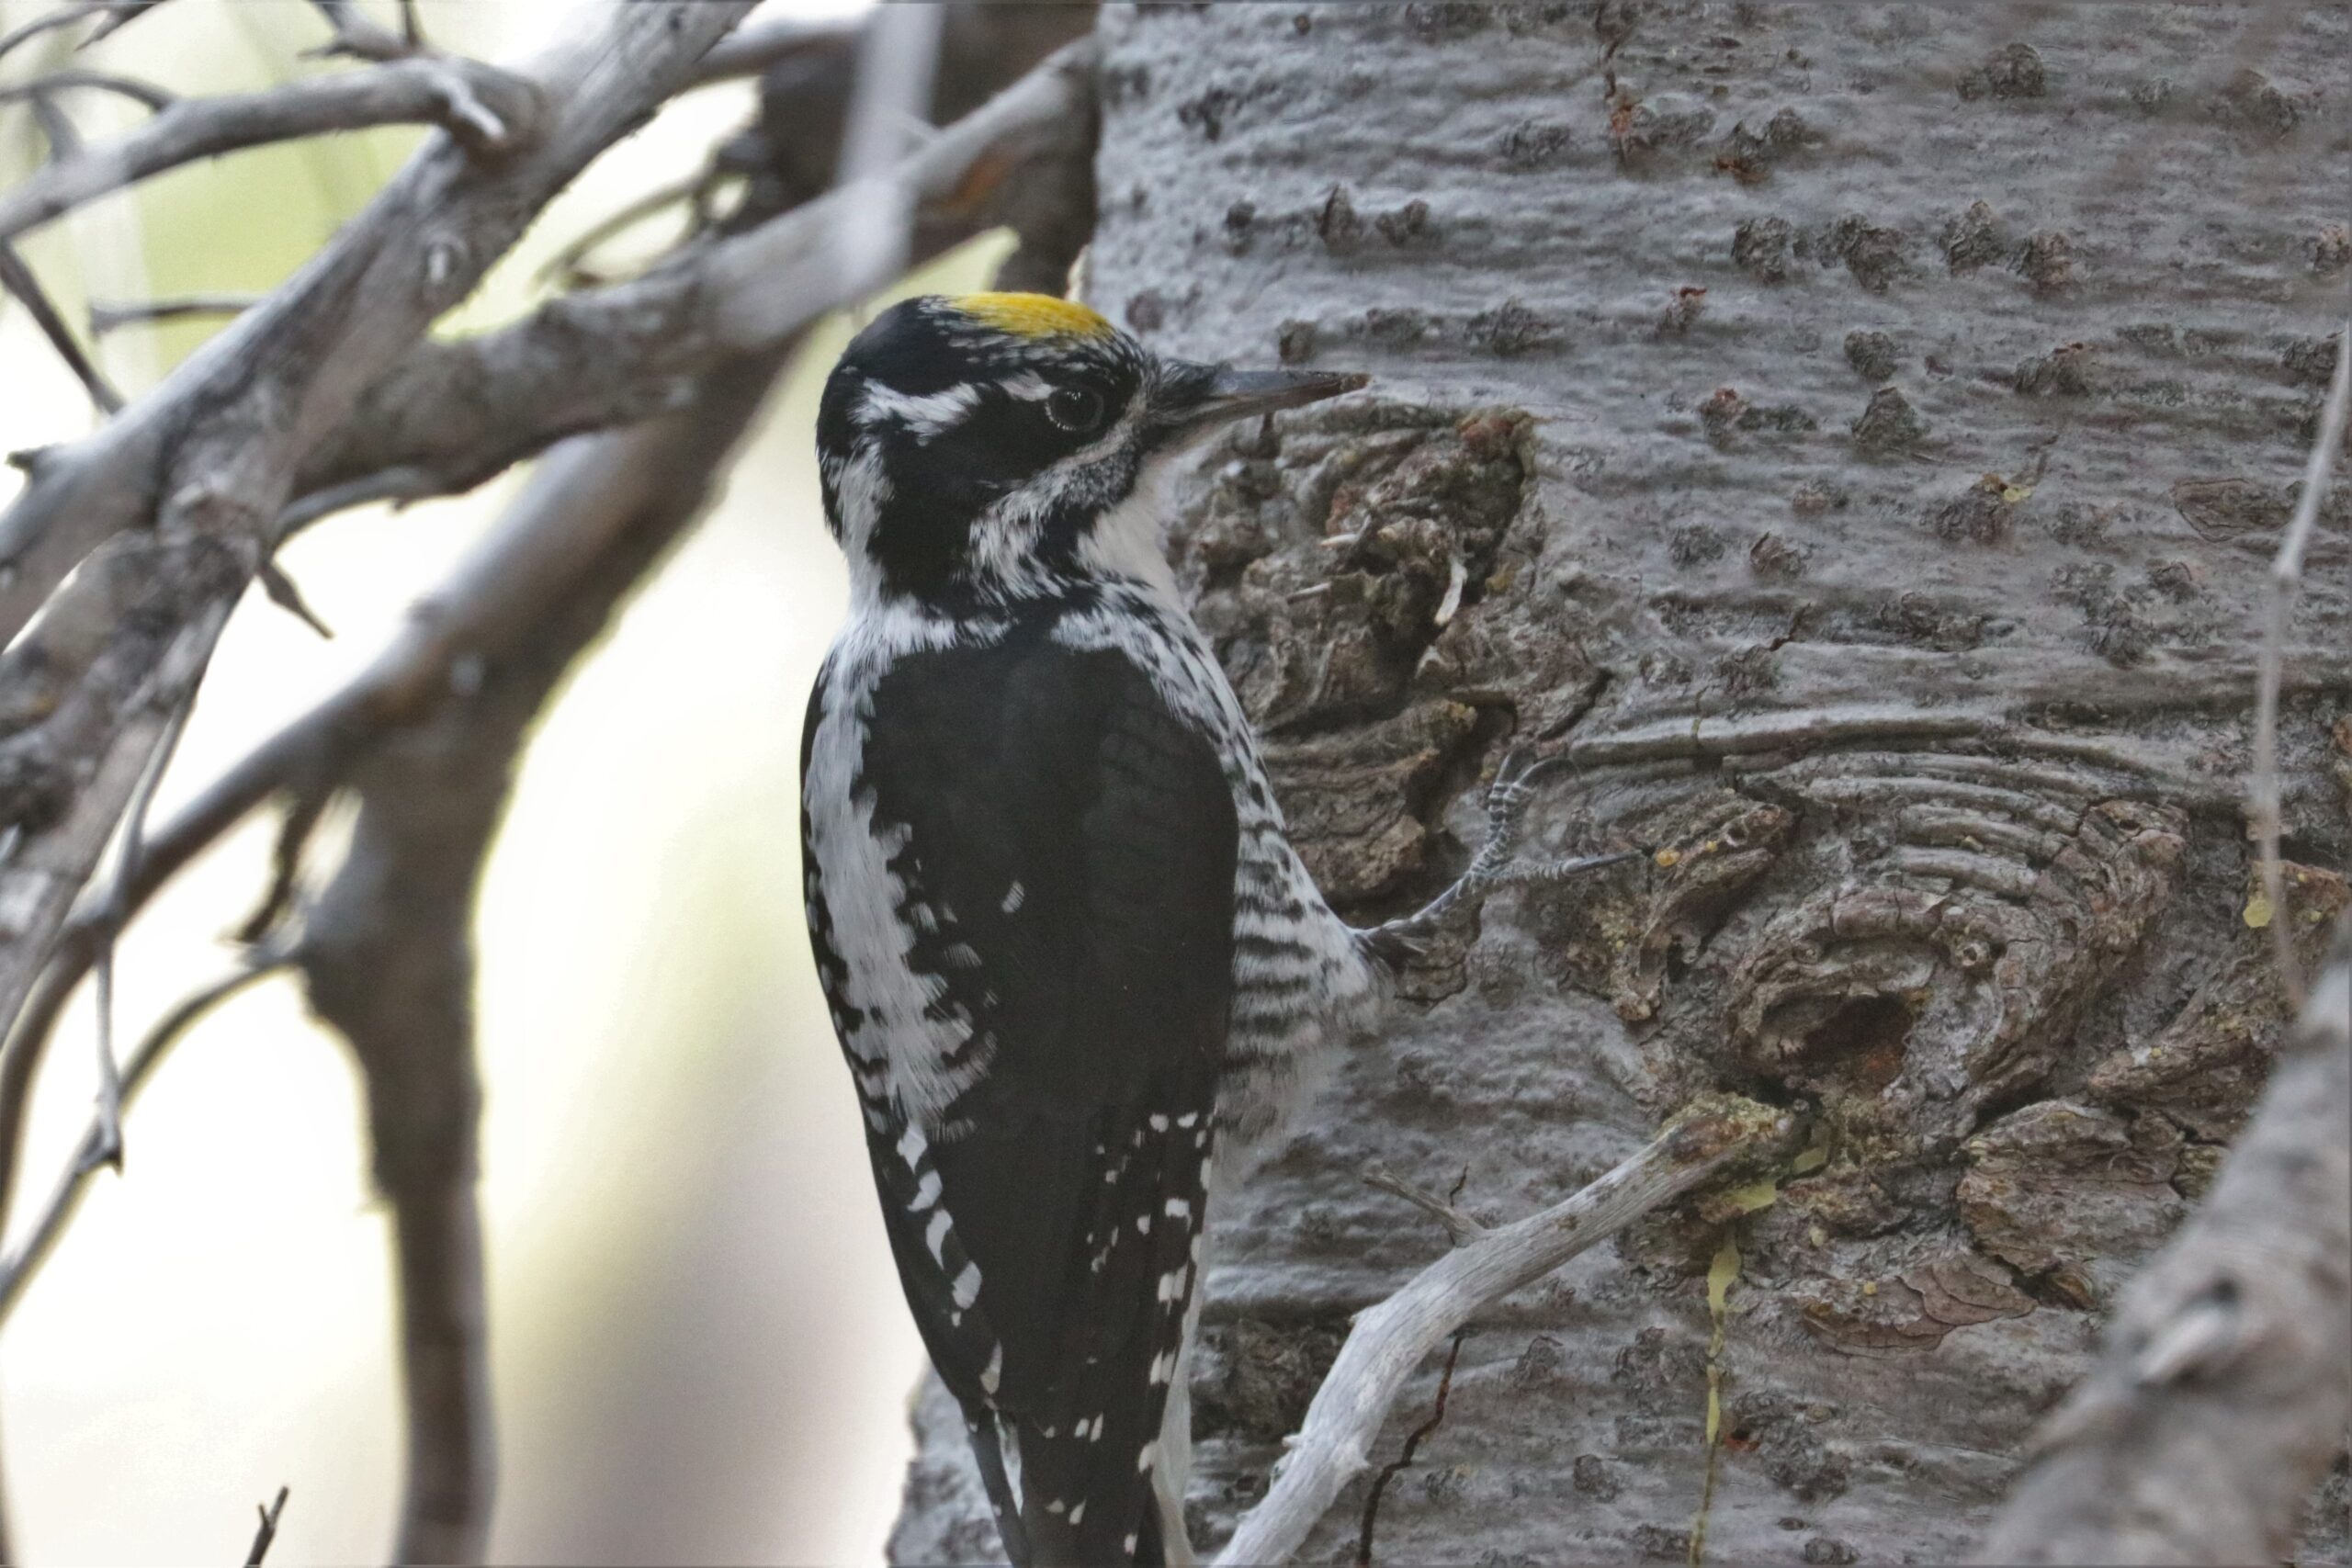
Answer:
[799,294,1377,1566]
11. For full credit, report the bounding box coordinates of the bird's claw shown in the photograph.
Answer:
[1361,751,1632,964]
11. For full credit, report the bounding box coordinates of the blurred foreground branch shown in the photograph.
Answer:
[298,352,797,1566]
[1983,910,2352,1563]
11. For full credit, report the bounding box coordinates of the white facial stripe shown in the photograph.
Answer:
[860,381,983,440]
[831,446,892,583]
[1001,371,1054,401]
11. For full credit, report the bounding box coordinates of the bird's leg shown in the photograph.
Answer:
[1361,749,1639,964]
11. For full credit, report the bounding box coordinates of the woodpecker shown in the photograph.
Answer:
[800,294,1621,1566]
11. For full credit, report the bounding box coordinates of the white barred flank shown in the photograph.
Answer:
[806,596,1013,1132]
[1052,579,1379,1156]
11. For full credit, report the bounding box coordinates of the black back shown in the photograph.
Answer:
[802,620,1237,1563]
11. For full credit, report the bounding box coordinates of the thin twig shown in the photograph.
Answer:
[0,71,175,111]
[0,0,164,67]
[0,947,289,1326]
[1353,1329,1468,1568]
[1363,1168,1486,1248]
[689,15,846,85]
[536,169,718,288]
[26,84,85,161]
[257,560,334,638]
[2250,318,2350,1004]
[0,240,122,412]
[86,293,258,334]
[86,682,197,1170]
[304,0,418,62]
[243,1484,289,1567]
[1216,1099,1798,1566]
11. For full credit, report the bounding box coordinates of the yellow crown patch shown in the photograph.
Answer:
[953,292,1114,343]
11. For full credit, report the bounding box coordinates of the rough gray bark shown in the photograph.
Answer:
[892,5,2352,1563]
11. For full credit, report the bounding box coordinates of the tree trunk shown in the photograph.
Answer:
[892,4,2352,1562]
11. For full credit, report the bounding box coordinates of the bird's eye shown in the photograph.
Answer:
[1045,385,1107,434]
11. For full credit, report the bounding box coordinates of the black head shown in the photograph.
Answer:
[816,294,1365,607]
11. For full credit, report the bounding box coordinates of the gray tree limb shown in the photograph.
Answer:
[1983,910,2352,1564]
[0,29,1098,1263]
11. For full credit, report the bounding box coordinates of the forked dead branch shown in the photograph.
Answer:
[1216,1100,1800,1567]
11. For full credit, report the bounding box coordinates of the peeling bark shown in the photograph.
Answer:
[893,3,2351,1562]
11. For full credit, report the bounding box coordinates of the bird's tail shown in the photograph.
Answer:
[964,1403,1171,1567]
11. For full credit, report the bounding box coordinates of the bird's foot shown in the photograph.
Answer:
[1361,748,1637,964]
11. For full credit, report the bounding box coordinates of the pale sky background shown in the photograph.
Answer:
[0,1,973,1562]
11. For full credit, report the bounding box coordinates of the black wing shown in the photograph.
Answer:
[820,626,1237,1565]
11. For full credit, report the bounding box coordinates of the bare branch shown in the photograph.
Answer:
[1983,911,2352,1563]
[85,671,198,1168]
[0,563,235,1155]
[298,346,793,1562]
[0,56,541,249]
[688,15,847,85]
[86,294,258,334]
[0,17,1090,1273]
[1354,1330,1467,1568]
[243,1484,288,1567]
[1362,1167,1486,1247]
[1215,1099,1799,1567]
[0,24,1091,1551]
[0,943,288,1326]
[290,36,1102,530]
[0,239,121,412]
[830,2,944,289]
[2251,318,2350,1003]
[0,70,175,111]
[0,0,164,68]
[304,0,414,63]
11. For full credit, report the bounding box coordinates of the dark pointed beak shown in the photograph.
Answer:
[1147,360,1368,446]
